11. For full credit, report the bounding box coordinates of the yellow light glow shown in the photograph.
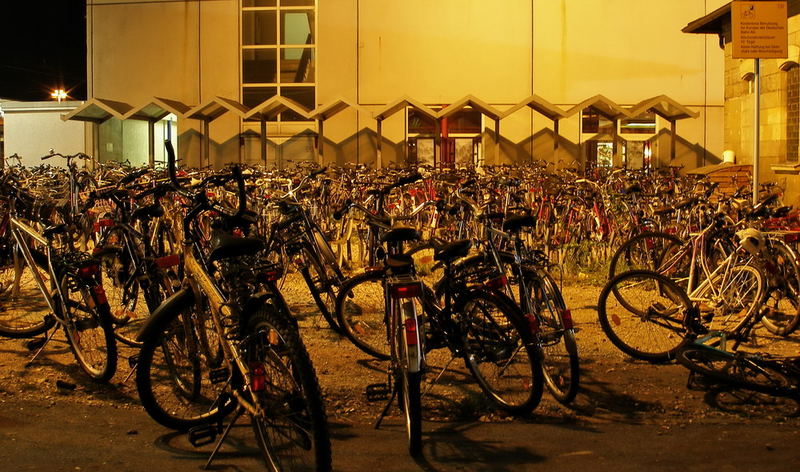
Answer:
[51,89,68,102]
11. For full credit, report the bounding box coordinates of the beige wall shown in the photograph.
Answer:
[2,103,88,168]
[86,0,725,169]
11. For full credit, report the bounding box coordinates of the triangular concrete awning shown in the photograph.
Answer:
[244,95,312,121]
[186,96,249,121]
[628,95,699,121]
[502,94,567,121]
[374,96,437,121]
[565,94,629,120]
[124,97,194,121]
[309,97,368,120]
[61,97,133,123]
[438,95,502,121]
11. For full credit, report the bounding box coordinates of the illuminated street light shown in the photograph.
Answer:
[51,89,67,102]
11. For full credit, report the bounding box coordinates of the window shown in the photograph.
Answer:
[621,112,656,134]
[786,65,799,162]
[241,0,316,121]
[581,107,613,135]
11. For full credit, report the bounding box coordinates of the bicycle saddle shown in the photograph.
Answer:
[502,214,535,233]
[131,204,164,222]
[434,239,471,263]
[208,231,265,262]
[379,226,420,244]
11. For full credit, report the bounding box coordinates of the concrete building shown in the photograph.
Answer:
[0,101,88,167]
[75,1,729,170]
[685,0,800,203]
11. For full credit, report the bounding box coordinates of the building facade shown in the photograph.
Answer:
[685,0,800,203]
[84,0,728,170]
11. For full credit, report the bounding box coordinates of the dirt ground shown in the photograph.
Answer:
[2,271,798,438]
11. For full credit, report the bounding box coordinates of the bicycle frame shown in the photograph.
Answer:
[9,217,63,318]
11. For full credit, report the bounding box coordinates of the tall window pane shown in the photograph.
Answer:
[242,11,277,45]
[243,49,278,83]
[281,11,314,45]
[281,48,315,83]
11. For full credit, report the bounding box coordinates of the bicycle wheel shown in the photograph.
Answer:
[97,227,150,347]
[761,241,800,335]
[676,346,795,397]
[525,268,580,404]
[300,244,342,333]
[694,264,765,334]
[136,297,233,431]
[608,231,684,279]
[457,289,543,413]
[598,270,690,362]
[246,306,332,471]
[390,298,423,457]
[60,273,117,382]
[0,249,55,337]
[335,270,390,360]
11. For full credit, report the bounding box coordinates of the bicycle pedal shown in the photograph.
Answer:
[365,383,391,401]
[128,354,140,368]
[209,367,230,384]
[187,423,220,448]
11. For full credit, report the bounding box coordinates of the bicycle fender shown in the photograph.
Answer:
[136,288,195,342]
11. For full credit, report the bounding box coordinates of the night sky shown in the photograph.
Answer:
[0,1,86,102]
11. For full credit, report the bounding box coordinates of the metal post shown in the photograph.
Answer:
[670,119,677,166]
[260,120,267,167]
[316,118,324,165]
[752,58,761,206]
[203,119,211,169]
[376,119,382,169]
[553,119,560,163]
[148,120,155,167]
[494,119,500,167]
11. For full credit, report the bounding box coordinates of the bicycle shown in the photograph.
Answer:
[7,206,117,381]
[360,225,542,456]
[135,141,331,471]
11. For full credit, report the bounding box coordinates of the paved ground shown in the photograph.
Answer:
[3,280,800,471]
[2,396,800,472]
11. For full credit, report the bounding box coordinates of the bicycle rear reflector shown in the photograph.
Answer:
[390,284,422,299]
[93,219,115,232]
[78,264,100,279]
[484,275,508,290]
[404,318,418,346]
[155,254,180,268]
[524,313,540,335]
[561,309,574,329]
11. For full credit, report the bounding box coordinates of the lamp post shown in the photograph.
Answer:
[50,89,67,103]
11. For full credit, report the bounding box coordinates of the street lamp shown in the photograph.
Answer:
[51,89,67,102]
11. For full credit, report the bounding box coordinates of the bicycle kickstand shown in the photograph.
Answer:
[25,327,58,367]
[203,405,245,470]
[373,382,398,430]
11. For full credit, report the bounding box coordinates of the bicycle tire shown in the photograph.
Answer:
[526,268,580,404]
[60,273,118,382]
[761,240,800,336]
[608,231,684,279]
[135,297,234,431]
[598,270,691,362]
[0,249,55,338]
[246,306,332,471]
[300,244,342,333]
[390,298,423,457]
[335,269,390,360]
[97,226,150,347]
[457,289,544,414]
[694,264,765,334]
[676,346,796,397]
